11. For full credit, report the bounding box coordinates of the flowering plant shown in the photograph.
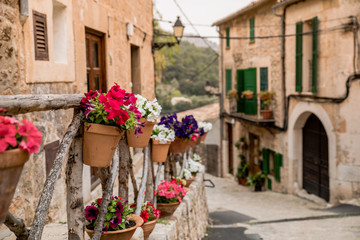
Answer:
[151,124,175,144]
[182,169,192,180]
[156,180,187,204]
[186,158,203,175]
[130,202,160,223]
[0,116,42,154]
[85,196,134,232]
[192,153,201,162]
[80,83,142,132]
[159,114,199,141]
[135,95,162,122]
[198,122,212,133]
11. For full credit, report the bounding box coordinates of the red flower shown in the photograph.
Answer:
[140,210,149,222]
[0,122,17,152]
[96,198,102,205]
[85,90,98,100]
[17,120,42,154]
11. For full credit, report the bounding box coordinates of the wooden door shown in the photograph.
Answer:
[227,123,233,174]
[85,29,106,189]
[86,30,106,92]
[303,114,329,201]
[244,68,257,115]
[249,133,261,174]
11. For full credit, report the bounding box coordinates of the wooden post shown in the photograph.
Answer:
[153,163,163,208]
[145,144,153,202]
[66,128,84,240]
[29,111,83,240]
[179,152,187,179]
[4,212,30,240]
[164,155,170,181]
[118,137,129,200]
[128,150,138,203]
[135,145,149,215]
[91,145,120,240]
[98,167,110,192]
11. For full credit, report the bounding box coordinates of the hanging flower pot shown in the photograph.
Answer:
[0,149,29,223]
[156,202,180,217]
[184,176,195,187]
[141,218,158,238]
[152,140,171,162]
[200,132,208,142]
[169,137,188,154]
[83,122,123,167]
[85,214,143,240]
[126,118,156,148]
[198,122,212,143]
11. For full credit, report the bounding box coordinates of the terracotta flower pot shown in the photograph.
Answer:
[245,92,254,99]
[261,110,273,119]
[238,178,247,186]
[83,122,123,167]
[200,132,208,143]
[152,140,171,162]
[0,149,29,223]
[195,136,201,145]
[85,214,143,240]
[156,202,180,217]
[169,137,188,154]
[183,177,195,187]
[188,140,196,148]
[141,218,158,238]
[127,118,156,148]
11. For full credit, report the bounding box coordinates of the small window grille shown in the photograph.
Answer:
[33,11,49,61]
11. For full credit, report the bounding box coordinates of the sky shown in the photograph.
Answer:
[153,0,255,44]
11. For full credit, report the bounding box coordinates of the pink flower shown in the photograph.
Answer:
[17,120,42,154]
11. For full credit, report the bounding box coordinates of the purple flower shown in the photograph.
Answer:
[102,225,109,232]
[85,205,99,220]
[135,121,145,137]
[115,201,124,216]
[109,216,122,228]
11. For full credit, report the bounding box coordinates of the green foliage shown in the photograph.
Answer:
[236,161,250,179]
[247,171,266,187]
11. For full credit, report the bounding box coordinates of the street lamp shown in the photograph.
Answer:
[152,16,185,51]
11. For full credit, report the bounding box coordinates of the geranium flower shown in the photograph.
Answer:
[85,205,99,221]
[0,122,17,152]
[17,120,42,154]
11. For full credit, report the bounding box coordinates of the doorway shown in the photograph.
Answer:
[302,114,329,201]
[249,133,261,174]
[131,45,141,94]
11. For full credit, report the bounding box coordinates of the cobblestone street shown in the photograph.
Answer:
[204,174,360,240]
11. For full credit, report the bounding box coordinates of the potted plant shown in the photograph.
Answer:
[127,95,162,148]
[155,180,187,217]
[150,124,175,162]
[259,91,275,119]
[130,202,161,239]
[181,169,194,188]
[85,196,143,240]
[236,160,250,186]
[80,84,142,167]
[198,121,212,143]
[0,115,42,223]
[158,114,199,154]
[227,89,238,112]
[241,90,254,100]
[247,171,266,192]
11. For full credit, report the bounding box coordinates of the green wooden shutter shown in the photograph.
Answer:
[250,18,255,42]
[244,68,257,115]
[274,153,283,182]
[237,69,245,113]
[262,148,270,174]
[225,69,232,95]
[267,178,272,190]
[260,67,268,91]
[226,27,230,48]
[295,22,303,92]
[312,17,318,93]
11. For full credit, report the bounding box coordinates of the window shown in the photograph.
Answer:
[225,27,230,48]
[225,69,232,95]
[53,1,67,63]
[262,148,282,182]
[236,68,257,114]
[249,18,255,43]
[260,67,268,91]
[33,11,49,60]
[131,45,141,94]
[295,17,318,93]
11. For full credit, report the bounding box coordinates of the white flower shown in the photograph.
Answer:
[198,122,212,132]
[135,95,162,122]
[186,159,202,174]
[151,124,175,144]
[192,153,201,162]
[182,169,192,179]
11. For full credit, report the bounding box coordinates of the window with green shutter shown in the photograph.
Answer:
[225,69,232,95]
[244,68,257,115]
[260,67,268,91]
[250,18,255,42]
[295,21,303,92]
[274,153,283,182]
[262,148,270,174]
[312,16,318,93]
[267,178,272,190]
[226,27,230,48]
[237,69,245,113]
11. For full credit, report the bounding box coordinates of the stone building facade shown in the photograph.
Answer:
[0,0,155,226]
[214,0,360,203]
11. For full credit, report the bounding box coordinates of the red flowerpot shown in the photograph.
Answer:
[152,140,171,162]
[169,137,188,154]
[261,110,273,119]
[141,218,158,238]
[127,118,156,148]
[156,202,180,217]
[200,132,208,143]
[237,178,247,186]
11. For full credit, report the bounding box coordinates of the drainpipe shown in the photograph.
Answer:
[217,26,224,178]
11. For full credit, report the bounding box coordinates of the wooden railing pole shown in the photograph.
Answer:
[128,150,139,203]
[29,111,83,240]
[4,212,30,240]
[145,143,154,202]
[92,145,120,240]
[118,137,129,200]
[164,155,170,181]
[135,145,149,215]
[66,126,84,240]
[180,152,187,179]
[153,163,163,208]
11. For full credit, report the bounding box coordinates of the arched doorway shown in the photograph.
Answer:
[302,114,329,201]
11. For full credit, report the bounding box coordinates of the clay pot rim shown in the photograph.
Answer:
[0,148,30,168]
[156,201,181,207]
[142,217,158,226]
[84,122,124,136]
[85,214,143,235]
[152,139,172,145]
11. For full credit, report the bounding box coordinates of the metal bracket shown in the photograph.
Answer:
[204,179,215,188]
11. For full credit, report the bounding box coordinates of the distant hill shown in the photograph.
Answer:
[182,36,219,51]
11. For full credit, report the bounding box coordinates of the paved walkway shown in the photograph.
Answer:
[204,174,360,240]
